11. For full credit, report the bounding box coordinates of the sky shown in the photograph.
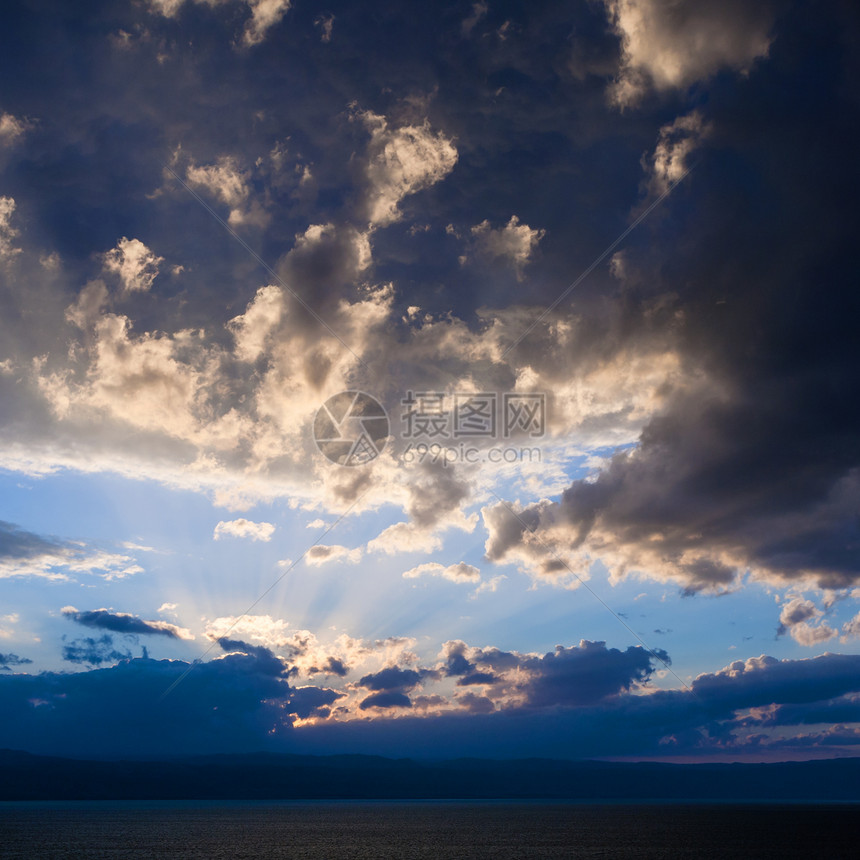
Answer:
[1,0,859,762]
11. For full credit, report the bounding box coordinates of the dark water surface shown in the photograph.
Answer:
[0,800,856,859]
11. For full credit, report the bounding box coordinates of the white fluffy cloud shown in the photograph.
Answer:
[778,597,837,647]
[468,216,545,277]
[0,113,29,147]
[185,156,268,226]
[102,237,164,293]
[242,0,292,46]
[228,284,284,363]
[42,309,239,448]
[213,518,276,541]
[148,0,292,47]
[20,263,685,534]
[605,0,775,106]
[842,610,860,642]
[0,196,20,259]
[3,551,141,581]
[0,529,143,582]
[361,110,458,227]
[187,157,248,209]
[403,561,481,583]
[368,522,444,556]
[646,110,711,195]
[304,544,362,566]
[204,613,293,647]
[0,612,18,639]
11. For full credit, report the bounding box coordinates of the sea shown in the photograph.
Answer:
[0,800,856,858]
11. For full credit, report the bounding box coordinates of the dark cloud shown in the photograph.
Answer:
[517,641,665,708]
[0,653,292,756]
[0,521,64,561]
[358,667,423,692]
[356,664,440,711]
[310,652,860,760]
[0,0,649,364]
[456,692,496,714]
[308,656,349,678]
[405,461,472,530]
[483,1,860,593]
[62,607,188,639]
[765,725,860,749]
[440,641,523,677]
[739,696,860,729]
[276,222,370,313]
[216,638,288,677]
[690,653,860,712]
[1,641,860,758]
[286,686,344,720]
[443,643,474,677]
[62,634,133,666]
[0,652,334,757]
[456,671,498,687]
[359,691,413,711]
[439,639,666,707]
[0,652,32,671]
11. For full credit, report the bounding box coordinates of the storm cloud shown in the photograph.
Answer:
[1,646,856,759]
[62,607,193,640]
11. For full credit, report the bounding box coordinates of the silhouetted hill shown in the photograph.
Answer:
[1,749,858,801]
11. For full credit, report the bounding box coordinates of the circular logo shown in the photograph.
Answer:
[313,391,389,466]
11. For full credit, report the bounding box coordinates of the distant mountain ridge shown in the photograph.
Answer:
[1,750,859,801]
